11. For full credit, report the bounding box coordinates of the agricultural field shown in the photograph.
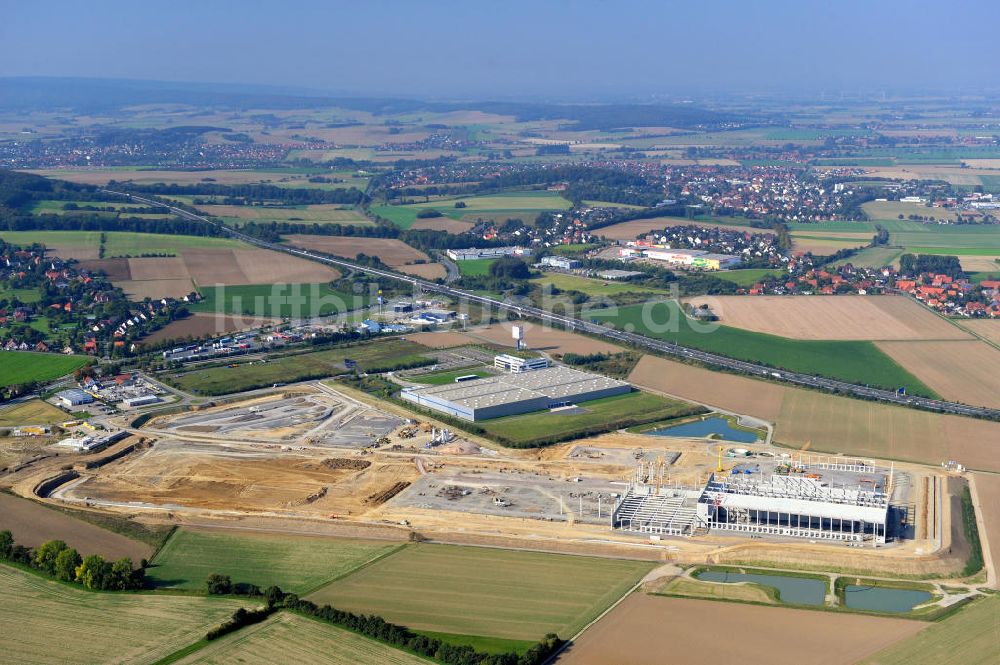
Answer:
[191,282,363,319]
[172,613,430,665]
[456,258,497,277]
[559,594,924,665]
[142,313,274,345]
[875,340,1000,408]
[31,199,175,219]
[457,321,627,356]
[164,338,429,394]
[0,399,68,427]
[862,200,959,223]
[533,272,670,297]
[592,301,936,394]
[0,493,152,561]
[971,473,1000,593]
[959,319,1000,345]
[308,543,653,641]
[711,268,787,286]
[596,216,758,241]
[790,231,872,255]
[860,595,1000,665]
[282,234,437,274]
[371,191,571,229]
[147,528,399,593]
[477,391,702,445]
[838,245,905,268]
[0,565,246,665]
[194,203,372,226]
[628,354,1000,472]
[25,167,361,187]
[0,351,89,388]
[684,295,970,341]
[0,230,104,260]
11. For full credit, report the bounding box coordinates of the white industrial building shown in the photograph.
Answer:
[446,246,532,261]
[400,365,632,421]
[494,354,550,373]
[613,456,893,544]
[540,255,581,270]
[56,388,95,407]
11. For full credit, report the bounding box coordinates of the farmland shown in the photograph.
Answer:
[862,200,959,223]
[171,613,430,665]
[282,234,436,272]
[875,340,1000,408]
[477,391,703,446]
[533,272,670,297]
[0,493,152,561]
[164,338,430,394]
[558,594,924,665]
[0,565,246,665]
[596,216,758,241]
[592,301,936,394]
[628,354,1000,472]
[191,282,363,319]
[308,543,653,640]
[147,528,399,593]
[371,191,571,229]
[25,167,365,188]
[860,595,1000,665]
[194,203,372,226]
[0,399,68,427]
[684,295,970,341]
[459,321,627,356]
[0,351,89,388]
[456,258,496,277]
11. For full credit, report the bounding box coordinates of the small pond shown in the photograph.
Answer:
[695,570,826,606]
[842,585,933,613]
[648,416,761,443]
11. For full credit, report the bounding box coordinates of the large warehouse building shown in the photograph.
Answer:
[400,365,632,421]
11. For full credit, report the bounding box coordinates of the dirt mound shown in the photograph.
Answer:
[365,481,410,505]
[322,458,372,471]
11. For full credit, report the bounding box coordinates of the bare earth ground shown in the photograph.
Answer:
[555,594,925,665]
[396,263,447,280]
[118,278,195,299]
[629,354,1000,472]
[0,492,151,561]
[409,217,474,233]
[597,216,756,241]
[142,313,278,344]
[283,235,431,267]
[970,473,1000,588]
[463,322,628,356]
[406,331,478,349]
[128,256,190,280]
[960,319,1000,345]
[685,295,970,341]
[875,340,1000,408]
[78,258,131,280]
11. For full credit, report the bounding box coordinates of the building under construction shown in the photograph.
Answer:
[612,455,894,544]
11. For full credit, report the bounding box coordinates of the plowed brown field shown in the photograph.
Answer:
[875,340,1000,408]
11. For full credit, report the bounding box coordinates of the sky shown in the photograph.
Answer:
[2,0,999,101]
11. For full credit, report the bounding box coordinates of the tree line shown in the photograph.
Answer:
[0,531,145,591]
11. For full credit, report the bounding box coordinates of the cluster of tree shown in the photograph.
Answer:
[206,575,564,665]
[118,182,363,205]
[873,225,890,246]
[0,532,145,591]
[457,257,535,294]
[560,351,642,379]
[0,209,224,237]
[899,253,965,279]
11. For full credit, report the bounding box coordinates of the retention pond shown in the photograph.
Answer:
[648,416,760,443]
[842,585,933,613]
[695,570,826,606]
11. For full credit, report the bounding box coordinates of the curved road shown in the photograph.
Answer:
[104,190,1000,422]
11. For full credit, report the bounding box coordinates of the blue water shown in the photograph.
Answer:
[842,585,933,613]
[648,417,760,443]
[695,571,826,605]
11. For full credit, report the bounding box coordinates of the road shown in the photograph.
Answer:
[103,190,1000,422]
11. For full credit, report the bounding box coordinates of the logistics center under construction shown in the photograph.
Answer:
[612,455,895,544]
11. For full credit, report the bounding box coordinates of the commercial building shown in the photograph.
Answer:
[446,247,533,261]
[57,388,95,407]
[494,354,550,373]
[400,365,632,421]
[540,255,581,270]
[597,269,644,281]
[122,394,162,408]
[641,248,741,270]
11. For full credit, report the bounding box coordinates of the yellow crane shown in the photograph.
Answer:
[716,446,724,473]
[654,456,664,495]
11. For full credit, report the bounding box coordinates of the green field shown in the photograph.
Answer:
[860,595,999,665]
[171,613,431,665]
[478,391,704,445]
[835,246,905,268]
[0,399,69,427]
[0,351,89,388]
[591,302,937,395]
[0,564,246,665]
[533,272,669,297]
[456,258,497,277]
[408,367,495,384]
[192,203,372,226]
[164,338,430,394]
[148,529,399,593]
[308,543,654,641]
[372,191,571,229]
[0,230,245,258]
[191,283,364,318]
[702,268,786,287]
[1,287,41,304]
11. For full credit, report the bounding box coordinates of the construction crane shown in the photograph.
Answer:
[654,456,665,495]
[716,446,724,473]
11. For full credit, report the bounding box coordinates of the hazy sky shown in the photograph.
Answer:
[3,0,998,100]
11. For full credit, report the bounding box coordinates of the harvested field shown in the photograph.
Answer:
[556,594,924,665]
[408,331,480,349]
[0,399,67,427]
[128,256,190,280]
[685,296,971,341]
[172,613,430,665]
[597,216,755,241]
[308,543,653,640]
[465,321,627,356]
[26,167,334,186]
[875,340,1000,408]
[0,231,102,261]
[148,528,397,592]
[629,354,1000,472]
[0,565,246,665]
[118,278,194,300]
[283,235,432,268]
[970,473,1000,590]
[194,203,370,224]
[0,493,151,561]
[142,312,276,344]
[77,258,131,280]
[410,217,474,233]
[398,262,447,280]
[959,255,1000,271]
[791,234,869,254]
[860,595,1000,665]
[960,319,1000,345]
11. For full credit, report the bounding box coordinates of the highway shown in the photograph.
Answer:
[104,189,1000,421]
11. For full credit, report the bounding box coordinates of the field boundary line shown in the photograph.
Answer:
[541,581,643,665]
[300,542,410,596]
